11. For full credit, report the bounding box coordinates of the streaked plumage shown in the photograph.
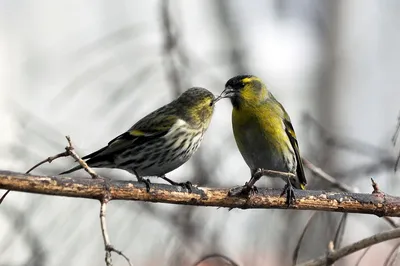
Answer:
[218,75,307,203]
[60,87,215,190]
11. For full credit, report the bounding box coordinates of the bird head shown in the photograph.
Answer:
[217,75,268,109]
[177,87,216,127]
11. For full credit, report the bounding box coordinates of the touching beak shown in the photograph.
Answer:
[214,86,235,103]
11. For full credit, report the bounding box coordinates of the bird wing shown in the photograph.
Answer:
[267,94,307,188]
[82,113,179,160]
[283,117,307,189]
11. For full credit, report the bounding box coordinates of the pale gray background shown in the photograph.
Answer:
[1,0,400,265]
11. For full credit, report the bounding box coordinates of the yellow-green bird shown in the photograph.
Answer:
[60,87,216,191]
[217,75,307,204]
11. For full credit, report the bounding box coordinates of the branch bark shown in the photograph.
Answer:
[1,170,400,216]
[299,227,400,266]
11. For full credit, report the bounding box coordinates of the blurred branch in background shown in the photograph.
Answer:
[215,0,247,74]
[303,114,396,177]
[298,226,400,266]
[0,205,46,266]
[192,253,240,266]
[159,1,225,264]
[393,112,400,171]
[161,0,184,97]
[292,212,318,265]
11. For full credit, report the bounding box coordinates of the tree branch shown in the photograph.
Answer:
[1,171,400,216]
[298,227,400,266]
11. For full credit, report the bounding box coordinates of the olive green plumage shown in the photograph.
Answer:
[60,87,215,189]
[219,74,307,193]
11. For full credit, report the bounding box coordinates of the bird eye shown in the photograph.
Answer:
[209,100,214,106]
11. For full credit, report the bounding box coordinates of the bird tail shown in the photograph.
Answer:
[59,165,84,175]
[289,176,306,190]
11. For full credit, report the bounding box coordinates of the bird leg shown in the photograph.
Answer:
[133,169,151,192]
[228,168,263,197]
[280,176,296,206]
[159,175,193,193]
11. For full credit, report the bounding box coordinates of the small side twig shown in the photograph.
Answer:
[0,147,70,204]
[64,136,99,179]
[100,199,132,266]
[100,200,113,266]
[1,135,132,266]
[292,212,318,265]
[64,136,131,266]
[327,241,335,266]
[298,227,400,266]
[371,178,381,194]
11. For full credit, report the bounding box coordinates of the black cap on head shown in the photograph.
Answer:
[225,74,254,89]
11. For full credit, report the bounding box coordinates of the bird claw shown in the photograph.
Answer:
[176,181,193,193]
[228,183,258,197]
[280,182,296,207]
[159,175,192,193]
[137,177,151,192]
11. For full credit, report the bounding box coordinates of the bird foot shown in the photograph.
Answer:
[280,182,296,207]
[137,177,151,192]
[228,182,258,197]
[159,175,193,193]
[176,181,193,193]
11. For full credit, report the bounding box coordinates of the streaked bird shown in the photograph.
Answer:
[60,87,216,191]
[217,75,307,204]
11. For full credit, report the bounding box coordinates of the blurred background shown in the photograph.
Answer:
[1,0,400,265]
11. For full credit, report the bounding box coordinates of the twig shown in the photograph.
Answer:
[371,178,381,194]
[100,199,132,266]
[292,212,318,265]
[0,135,97,204]
[1,136,131,265]
[64,136,99,179]
[64,136,131,266]
[0,149,70,204]
[354,246,372,266]
[298,227,400,266]
[25,151,69,174]
[327,241,335,266]
[303,158,398,228]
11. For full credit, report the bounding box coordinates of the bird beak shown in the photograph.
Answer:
[214,86,235,103]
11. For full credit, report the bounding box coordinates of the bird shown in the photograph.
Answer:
[216,74,307,204]
[59,87,216,192]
